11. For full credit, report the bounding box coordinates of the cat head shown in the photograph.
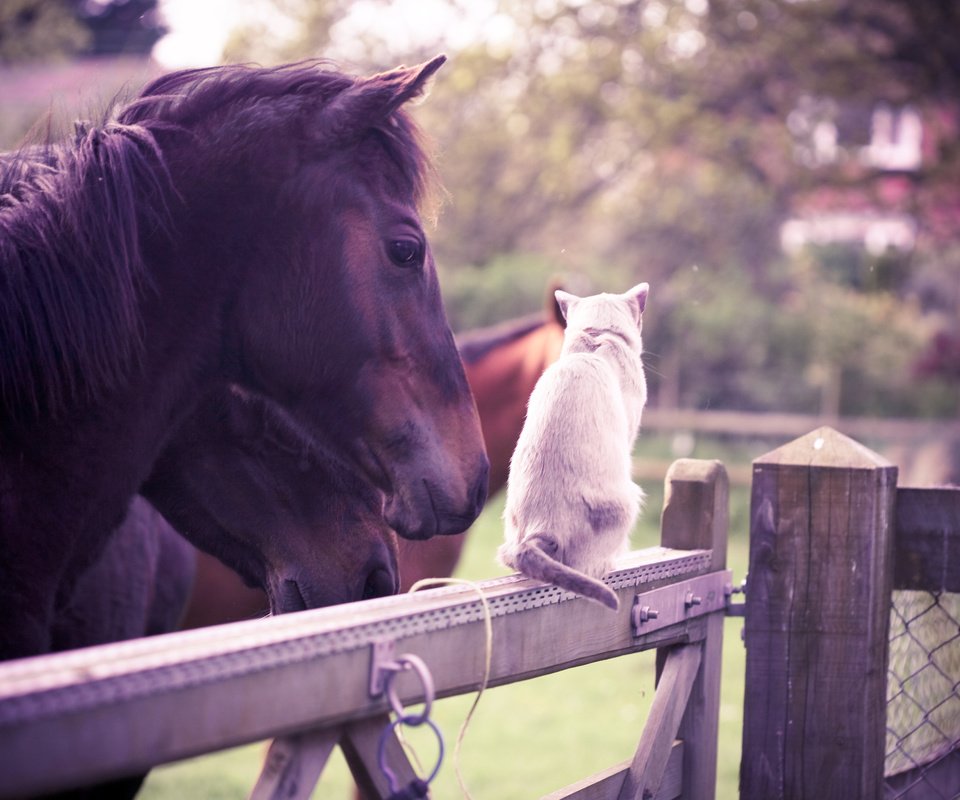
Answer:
[555,283,649,348]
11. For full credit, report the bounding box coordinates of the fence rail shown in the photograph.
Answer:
[643,408,960,443]
[0,460,729,800]
[4,428,956,798]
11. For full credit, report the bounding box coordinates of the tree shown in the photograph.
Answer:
[120,1,960,414]
[0,0,88,64]
[0,0,164,64]
[74,0,165,56]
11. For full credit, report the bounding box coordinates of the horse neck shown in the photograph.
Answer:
[465,321,563,496]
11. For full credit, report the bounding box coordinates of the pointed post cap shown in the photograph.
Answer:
[754,426,895,470]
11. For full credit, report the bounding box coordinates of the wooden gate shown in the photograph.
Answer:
[0,459,729,800]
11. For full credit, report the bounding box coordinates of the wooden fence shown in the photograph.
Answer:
[643,408,960,443]
[0,459,730,800]
[6,426,950,798]
[740,426,960,800]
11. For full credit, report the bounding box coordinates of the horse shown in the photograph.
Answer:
[143,385,399,613]
[180,288,567,625]
[0,57,487,659]
[42,387,401,800]
[54,387,401,645]
[50,497,196,653]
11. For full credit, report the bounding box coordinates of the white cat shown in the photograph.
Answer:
[498,283,649,611]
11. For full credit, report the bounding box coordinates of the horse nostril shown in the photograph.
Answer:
[472,460,489,512]
[276,579,307,613]
[362,567,396,600]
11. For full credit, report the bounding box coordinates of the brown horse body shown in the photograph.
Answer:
[181,294,566,626]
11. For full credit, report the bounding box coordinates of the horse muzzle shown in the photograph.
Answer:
[267,543,399,613]
[384,457,489,540]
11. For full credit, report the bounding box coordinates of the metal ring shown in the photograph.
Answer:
[376,714,445,793]
[384,653,434,725]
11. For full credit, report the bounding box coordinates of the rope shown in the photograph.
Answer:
[407,577,493,800]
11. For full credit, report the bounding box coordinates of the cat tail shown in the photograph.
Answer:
[515,535,619,611]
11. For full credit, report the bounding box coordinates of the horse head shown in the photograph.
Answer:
[125,57,488,541]
[143,387,399,613]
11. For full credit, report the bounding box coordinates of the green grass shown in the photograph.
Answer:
[142,440,757,800]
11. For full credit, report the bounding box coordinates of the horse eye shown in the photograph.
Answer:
[388,239,423,268]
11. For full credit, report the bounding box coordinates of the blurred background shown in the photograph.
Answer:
[2,0,959,428]
[3,2,959,797]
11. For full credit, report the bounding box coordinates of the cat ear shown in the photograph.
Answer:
[554,289,579,322]
[624,283,649,324]
[546,278,568,328]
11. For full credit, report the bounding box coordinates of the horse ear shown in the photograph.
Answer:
[318,55,446,146]
[545,277,568,328]
[624,283,649,324]
[372,54,446,109]
[554,289,579,322]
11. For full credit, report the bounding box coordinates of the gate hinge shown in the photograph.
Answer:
[724,575,747,617]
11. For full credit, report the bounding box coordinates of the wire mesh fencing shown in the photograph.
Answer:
[886,590,960,800]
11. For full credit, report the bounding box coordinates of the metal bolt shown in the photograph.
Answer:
[685,592,702,608]
[637,605,659,623]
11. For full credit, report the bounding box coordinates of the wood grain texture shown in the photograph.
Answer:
[658,458,728,800]
[0,547,714,797]
[741,427,897,800]
[541,743,684,800]
[339,714,420,800]
[248,727,339,800]
[618,644,702,800]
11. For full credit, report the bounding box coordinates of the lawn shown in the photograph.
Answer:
[141,435,760,799]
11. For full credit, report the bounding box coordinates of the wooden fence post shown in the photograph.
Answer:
[740,427,897,799]
[658,458,729,799]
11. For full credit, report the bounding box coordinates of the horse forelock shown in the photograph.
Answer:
[369,113,441,221]
[0,123,173,423]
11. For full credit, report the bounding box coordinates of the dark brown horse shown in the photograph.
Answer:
[0,58,487,660]
[56,387,399,645]
[181,291,567,624]
[50,498,196,653]
[143,386,399,614]
[43,387,400,800]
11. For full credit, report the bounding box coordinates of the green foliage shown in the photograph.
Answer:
[646,262,817,412]
[440,251,633,332]
[221,0,337,64]
[74,0,165,56]
[11,0,960,416]
[0,1,164,64]
[0,0,88,64]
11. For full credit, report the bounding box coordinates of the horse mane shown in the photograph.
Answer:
[0,123,170,422]
[117,61,437,210]
[0,61,436,423]
[457,313,549,365]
